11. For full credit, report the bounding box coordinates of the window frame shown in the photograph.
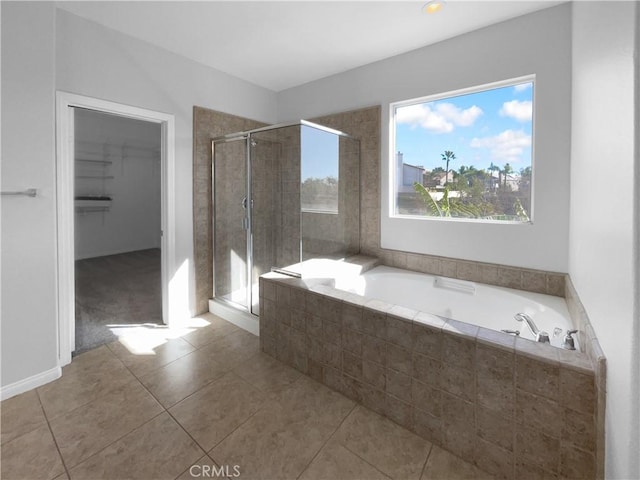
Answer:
[389,75,536,225]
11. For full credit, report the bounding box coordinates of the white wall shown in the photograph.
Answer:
[570,2,639,479]
[1,3,277,393]
[278,4,572,273]
[1,2,59,387]
[74,109,161,259]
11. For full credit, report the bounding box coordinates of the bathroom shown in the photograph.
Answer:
[2,2,638,479]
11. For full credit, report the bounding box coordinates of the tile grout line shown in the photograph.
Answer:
[295,402,360,480]
[34,347,140,477]
[340,441,402,480]
[119,343,269,469]
[203,372,312,470]
[52,348,180,473]
[35,388,71,480]
[204,375,308,460]
[418,443,434,480]
[62,410,168,474]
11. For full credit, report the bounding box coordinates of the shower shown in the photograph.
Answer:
[211,121,360,317]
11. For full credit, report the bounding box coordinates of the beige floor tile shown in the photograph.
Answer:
[38,346,136,419]
[139,348,229,407]
[299,441,392,480]
[68,413,203,480]
[210,377,355,480]
[1,389,47,445]
[421,445,495,480]
[107,336,196,378]
[53,472,70,480]
[0,424,65,480]
[232,352,301,393]
[169,372,264,451]
[333,405,431,480]
[182,315,243,348]
[50,381,164,468]
[198,329,261,370]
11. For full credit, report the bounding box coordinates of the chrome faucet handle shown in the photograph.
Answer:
[562,329,578,350]
[536,331,550,344]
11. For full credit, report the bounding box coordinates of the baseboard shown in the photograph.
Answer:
[0,366,61,401]
[209,299,260,336]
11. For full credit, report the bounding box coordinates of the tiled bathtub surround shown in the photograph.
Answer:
[565,277,607,479]
[260,262,600,479]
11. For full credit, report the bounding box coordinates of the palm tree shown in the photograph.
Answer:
[502,163,513,188]
[441,150,456,186]
[488,162,500,191]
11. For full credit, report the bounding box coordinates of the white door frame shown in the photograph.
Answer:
[55,91,175,366]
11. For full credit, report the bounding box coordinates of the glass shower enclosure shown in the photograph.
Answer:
[212,121,360,316]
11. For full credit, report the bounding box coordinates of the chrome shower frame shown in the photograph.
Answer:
[211,120,356,316]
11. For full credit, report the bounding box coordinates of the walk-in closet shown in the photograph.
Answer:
[74,108,162,353]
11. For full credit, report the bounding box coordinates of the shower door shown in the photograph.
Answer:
[212,121,357,317]
[212,138,250,310]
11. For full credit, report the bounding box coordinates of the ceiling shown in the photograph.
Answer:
[56,1,564,92]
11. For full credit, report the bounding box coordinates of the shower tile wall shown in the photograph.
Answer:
[250,135,280,285]
[193,107,266,314]
[249,126,301,271]
[212,140,248,301]
[310,107,380,257]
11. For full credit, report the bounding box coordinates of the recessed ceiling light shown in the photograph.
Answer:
[423,0,445,14]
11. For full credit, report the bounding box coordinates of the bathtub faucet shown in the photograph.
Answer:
[514,313,550,344]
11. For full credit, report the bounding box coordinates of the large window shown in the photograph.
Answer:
[391,78,534,223]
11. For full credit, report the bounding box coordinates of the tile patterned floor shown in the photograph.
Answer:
[1,313,494,480]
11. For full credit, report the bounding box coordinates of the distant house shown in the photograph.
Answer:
[396,152,425,193]
[424,170,454,188]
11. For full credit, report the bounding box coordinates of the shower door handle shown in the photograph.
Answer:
[241,197,247,209]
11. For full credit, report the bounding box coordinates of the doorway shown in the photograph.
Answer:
[56,92,176,366]
[73,108,162,353]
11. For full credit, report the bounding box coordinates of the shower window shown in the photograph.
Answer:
[391,76,534,223]
[301,125,339,214]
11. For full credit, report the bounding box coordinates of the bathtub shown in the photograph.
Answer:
[259,257,598,478]
[334,265,576,349]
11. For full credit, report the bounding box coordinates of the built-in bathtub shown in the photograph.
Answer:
[259,256,602,479]
[335,265,576,349]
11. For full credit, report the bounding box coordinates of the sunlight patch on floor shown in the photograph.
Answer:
[108,314,213,355]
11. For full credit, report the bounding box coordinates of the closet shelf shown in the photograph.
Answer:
[75,196,112,209]
[76,175,115,179]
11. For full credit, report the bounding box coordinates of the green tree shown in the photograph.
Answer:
[502,163,513,189]
[441,150,456,186]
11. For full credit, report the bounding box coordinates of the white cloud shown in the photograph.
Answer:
[470,129,531,163]
[435,103,483,127]
[396,102,483,134]
[500,100,532,122]
[513,83,532,93]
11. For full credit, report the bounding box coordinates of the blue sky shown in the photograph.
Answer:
[301,125,339,180]
[395,82,533,173]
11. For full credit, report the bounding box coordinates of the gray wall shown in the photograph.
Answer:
[569,2,640,478]
[1,2,58,387]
